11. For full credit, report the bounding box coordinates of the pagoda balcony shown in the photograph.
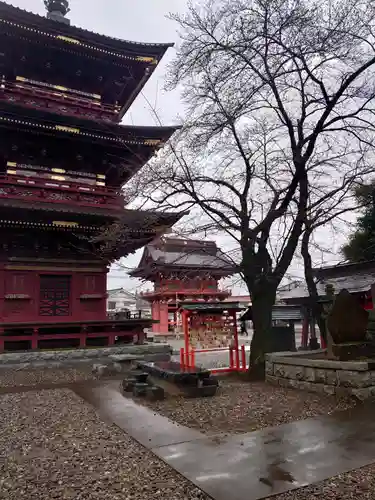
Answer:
[0,175,125,211]
[0,78,118,122]
[0,316,152,352]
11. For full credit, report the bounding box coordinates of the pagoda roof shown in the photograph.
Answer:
[0,100,178,143]
[0,205,185,260]
[131,237,237,279]
[0,202,183,229]
[0,1,173,115]
[0,102,179,186]
[0,1,173,53]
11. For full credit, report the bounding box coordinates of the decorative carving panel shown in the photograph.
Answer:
[46,191,73,201]
[39,275,71,317]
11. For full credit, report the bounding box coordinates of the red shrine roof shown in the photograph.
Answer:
[131,237,237,279]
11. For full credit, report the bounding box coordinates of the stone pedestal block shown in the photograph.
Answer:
[121,377,136,392]
[146,386,165,401]
[332,342,375,361]
[132,382,149,397]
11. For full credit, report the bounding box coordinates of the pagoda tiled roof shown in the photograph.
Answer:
[0,200,183,230]
[0,1,175,116]
[131,237,237,278]
[0,1,173,54]
[0,102,178,188]
[147,246,234,269]
[0,101,180,145]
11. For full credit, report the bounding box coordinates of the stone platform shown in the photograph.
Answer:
[266,350,375,400]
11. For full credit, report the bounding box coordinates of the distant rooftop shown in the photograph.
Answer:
[277,261,375,302]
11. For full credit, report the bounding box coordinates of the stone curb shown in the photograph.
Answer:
[266,351,374,371]
[0,344,172,367]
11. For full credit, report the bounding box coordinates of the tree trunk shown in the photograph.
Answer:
[248,284,276,379]
[301,228,327,346]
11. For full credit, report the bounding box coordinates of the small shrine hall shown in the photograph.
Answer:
[0,0,183,351]
[131,237,237,335]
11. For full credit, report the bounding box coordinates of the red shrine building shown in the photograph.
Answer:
[131,238,236,335]
[0,1,182,350]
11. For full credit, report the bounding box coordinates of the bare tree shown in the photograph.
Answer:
[129,0,375,374]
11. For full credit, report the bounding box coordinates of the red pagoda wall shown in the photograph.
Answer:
[151,301,169,333]
[0,266,107,323]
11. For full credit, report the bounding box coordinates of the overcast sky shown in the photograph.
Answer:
[4,0,356,296]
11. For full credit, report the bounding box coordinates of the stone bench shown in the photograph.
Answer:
[136,360,218,397]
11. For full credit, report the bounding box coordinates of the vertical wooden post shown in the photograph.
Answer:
[229,347,234,370]
[180,347,185,369]
[232,310,240,370]
[138,329,145,345]
[0,328,4,353]
[108,325,116,346]
[241,344,246,372]
[32,327,38,350]
[190,346,195,369]
[183,310,190,368]
[152,300,161,333]
[80,325,87,348]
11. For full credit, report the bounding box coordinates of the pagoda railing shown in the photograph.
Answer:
[0,175,124,211]
[0,317,151,352]
[0,79,118,122]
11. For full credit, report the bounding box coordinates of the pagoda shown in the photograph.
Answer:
[131,238,236,335]
[0,1,183,351]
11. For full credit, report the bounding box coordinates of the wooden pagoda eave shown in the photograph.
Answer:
[0,219,99,233]
[0,197,121,219]
[0,103,180,186]
[95,210,186,260]
[0,1,174,112]
[0,1,173,59]
[0,214,180,239]
[129,264,237,280]
[0,32,162,112]
[0,101,180,148]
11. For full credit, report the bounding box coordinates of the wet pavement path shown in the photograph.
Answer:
[74,380,201,448]
[74,381,375,500]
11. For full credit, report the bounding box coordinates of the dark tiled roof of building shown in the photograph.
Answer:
[131,237,237,278]
[277,261,375,302]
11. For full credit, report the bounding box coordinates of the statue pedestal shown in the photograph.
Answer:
[332,341,375,361]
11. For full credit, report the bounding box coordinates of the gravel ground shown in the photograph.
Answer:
[0,365,98,389]
[0,388,209,500]
[0,373,373,500]
[272,466,375,499]
[141,379,356,434]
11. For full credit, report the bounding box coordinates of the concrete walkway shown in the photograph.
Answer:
[75,380,375,500]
